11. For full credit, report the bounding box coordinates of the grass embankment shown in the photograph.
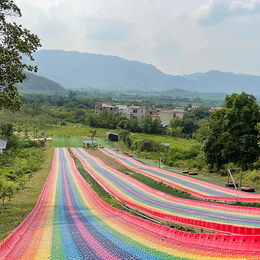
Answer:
[0,141,54,242]
[69,150,130,212]
[121,169,197,200]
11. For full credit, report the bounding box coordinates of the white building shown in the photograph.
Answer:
[116,104,129,111]
[159,108,186,126]
[129,106,146,124]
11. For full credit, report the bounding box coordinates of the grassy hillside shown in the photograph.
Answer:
[17,72,65,93]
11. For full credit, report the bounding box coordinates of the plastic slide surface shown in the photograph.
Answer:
[1,148,260,260]
[72,148,260,235]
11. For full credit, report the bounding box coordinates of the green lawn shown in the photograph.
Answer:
[133,133,199,150]
[52,137,84,148]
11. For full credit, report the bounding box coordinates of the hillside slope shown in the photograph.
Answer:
[17,72,65,93]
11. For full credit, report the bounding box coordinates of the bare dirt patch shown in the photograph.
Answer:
[86,149,127,171]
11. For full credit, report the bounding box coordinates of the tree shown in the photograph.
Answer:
[0,123,14,138]
[118,129,132,149]
[201,92,260,170]
[89,129,96,149]
[181,107,210,134]
[0,0,41,112]
[182,118,199,134]
[169,118,182,129]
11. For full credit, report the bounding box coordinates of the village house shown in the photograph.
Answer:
[145,109,160,118]
[95,102,119,115]
[188,105,200,111]
[210,107,223,112]
[159,107,186,126]
[116,104,128,111]
[129,106,146,124]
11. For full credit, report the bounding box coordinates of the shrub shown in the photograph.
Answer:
[22,140,41,148]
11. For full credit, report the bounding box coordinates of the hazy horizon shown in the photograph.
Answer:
[16,0,260,76]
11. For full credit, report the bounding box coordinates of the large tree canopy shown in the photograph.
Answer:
[201,92,260,170]
[0,0,41,112]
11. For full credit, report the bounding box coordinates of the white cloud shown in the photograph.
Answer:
[230,0,260,14]
[173,6,188,21]
[194,0,260,25]
[12,0,260,76]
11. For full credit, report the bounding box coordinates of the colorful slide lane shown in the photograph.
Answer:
[0,149,260,260]
[99,148,260,203]
[72,148,260,235]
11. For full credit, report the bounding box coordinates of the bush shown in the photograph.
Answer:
[22,140,41,148]
[139,140,164,152]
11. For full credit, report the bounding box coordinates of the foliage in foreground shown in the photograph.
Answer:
[199,92,260,171]
[0,0,41,112]
[0,142,52,242]
[0,123,45,205]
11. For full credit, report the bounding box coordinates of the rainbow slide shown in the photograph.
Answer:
[72,148,260,235]
[0,148,260,259]
[99,148,260,202]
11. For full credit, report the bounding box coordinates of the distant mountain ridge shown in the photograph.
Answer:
[30,50,197,91]
[28,50,260,96]
[182,70,260,95]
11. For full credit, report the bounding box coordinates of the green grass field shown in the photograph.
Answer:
[36,124,109,138]
[52,137,84,148]
[133,133,199,150]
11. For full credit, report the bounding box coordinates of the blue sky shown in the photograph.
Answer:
[16,0,260,76]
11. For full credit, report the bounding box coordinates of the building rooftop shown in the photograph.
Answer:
[106,132,118,136]
[0,139,7,149]
[129,106,146,109]
[160,110,186,114]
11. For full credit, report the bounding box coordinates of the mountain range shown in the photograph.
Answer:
[24,49,260,96]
